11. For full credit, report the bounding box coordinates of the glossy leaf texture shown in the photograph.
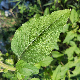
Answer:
[11,9,70,64]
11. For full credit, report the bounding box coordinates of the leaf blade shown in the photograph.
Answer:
[11,9,70,64]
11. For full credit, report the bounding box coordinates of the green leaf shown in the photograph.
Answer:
[43,2,53,6]
[77,35,80,41]
[37,0,41,5]
[60,66,69,78]
[51,51,64,58]
[70,9,78,23]
[23,76,30,80]
[74,47,80,55]
[33,14,41,18]
[52,65,61,80]
[69,41,76,47]
[63,31,77,43]
[72,59,80,76]
[60,61,73,78]
[64,0,68,3]
[34,63,41,69]
[2,72,15,79]
[65,41,80,55]
[11,77,18,80]
[11,9,70,64]
[35,56,53,68]
[65,46,76,60]
[31,78,40,80]
[39,56,53,67]
[63,24,69,33]
[72,67,80,76]
[55,61,76,79]
[77,10,80,18]
[53,43,59,50]
[17,72,22,80]
[44,7,50,16]
[16,60,39,77]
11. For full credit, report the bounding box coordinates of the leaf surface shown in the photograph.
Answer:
[17,72,22,80]
[70,9,78,23]
[65,46,75,60]
[52,65,61,80]
[39,56,53,67]
[16,60,39,77]
[11,9,70,64]
[44,7,50,16]
[51,51,64,58]
[63,31,77,43]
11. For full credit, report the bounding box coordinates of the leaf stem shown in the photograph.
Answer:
[0,61,16,71]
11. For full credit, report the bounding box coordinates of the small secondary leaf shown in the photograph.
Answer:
[17,72,22,80]
[34,63,41,69]
[72,66,80,76]
[16,60,39,77]
[74,47,80,54]
[72,59,80,76]
[44,7,50,16]
[33,14,41,18]
[69,41,76,47]
[63,24,69,33]
[65,42,80,60]
[63,31,77,43]
[77,35,80,41]
[65,46,76,60]
[51,51,64,58]
[39,56,53,67]
[70,9,78,23]
[34,56,53,68]
[60,61,74,78]
[52,65,61,80]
